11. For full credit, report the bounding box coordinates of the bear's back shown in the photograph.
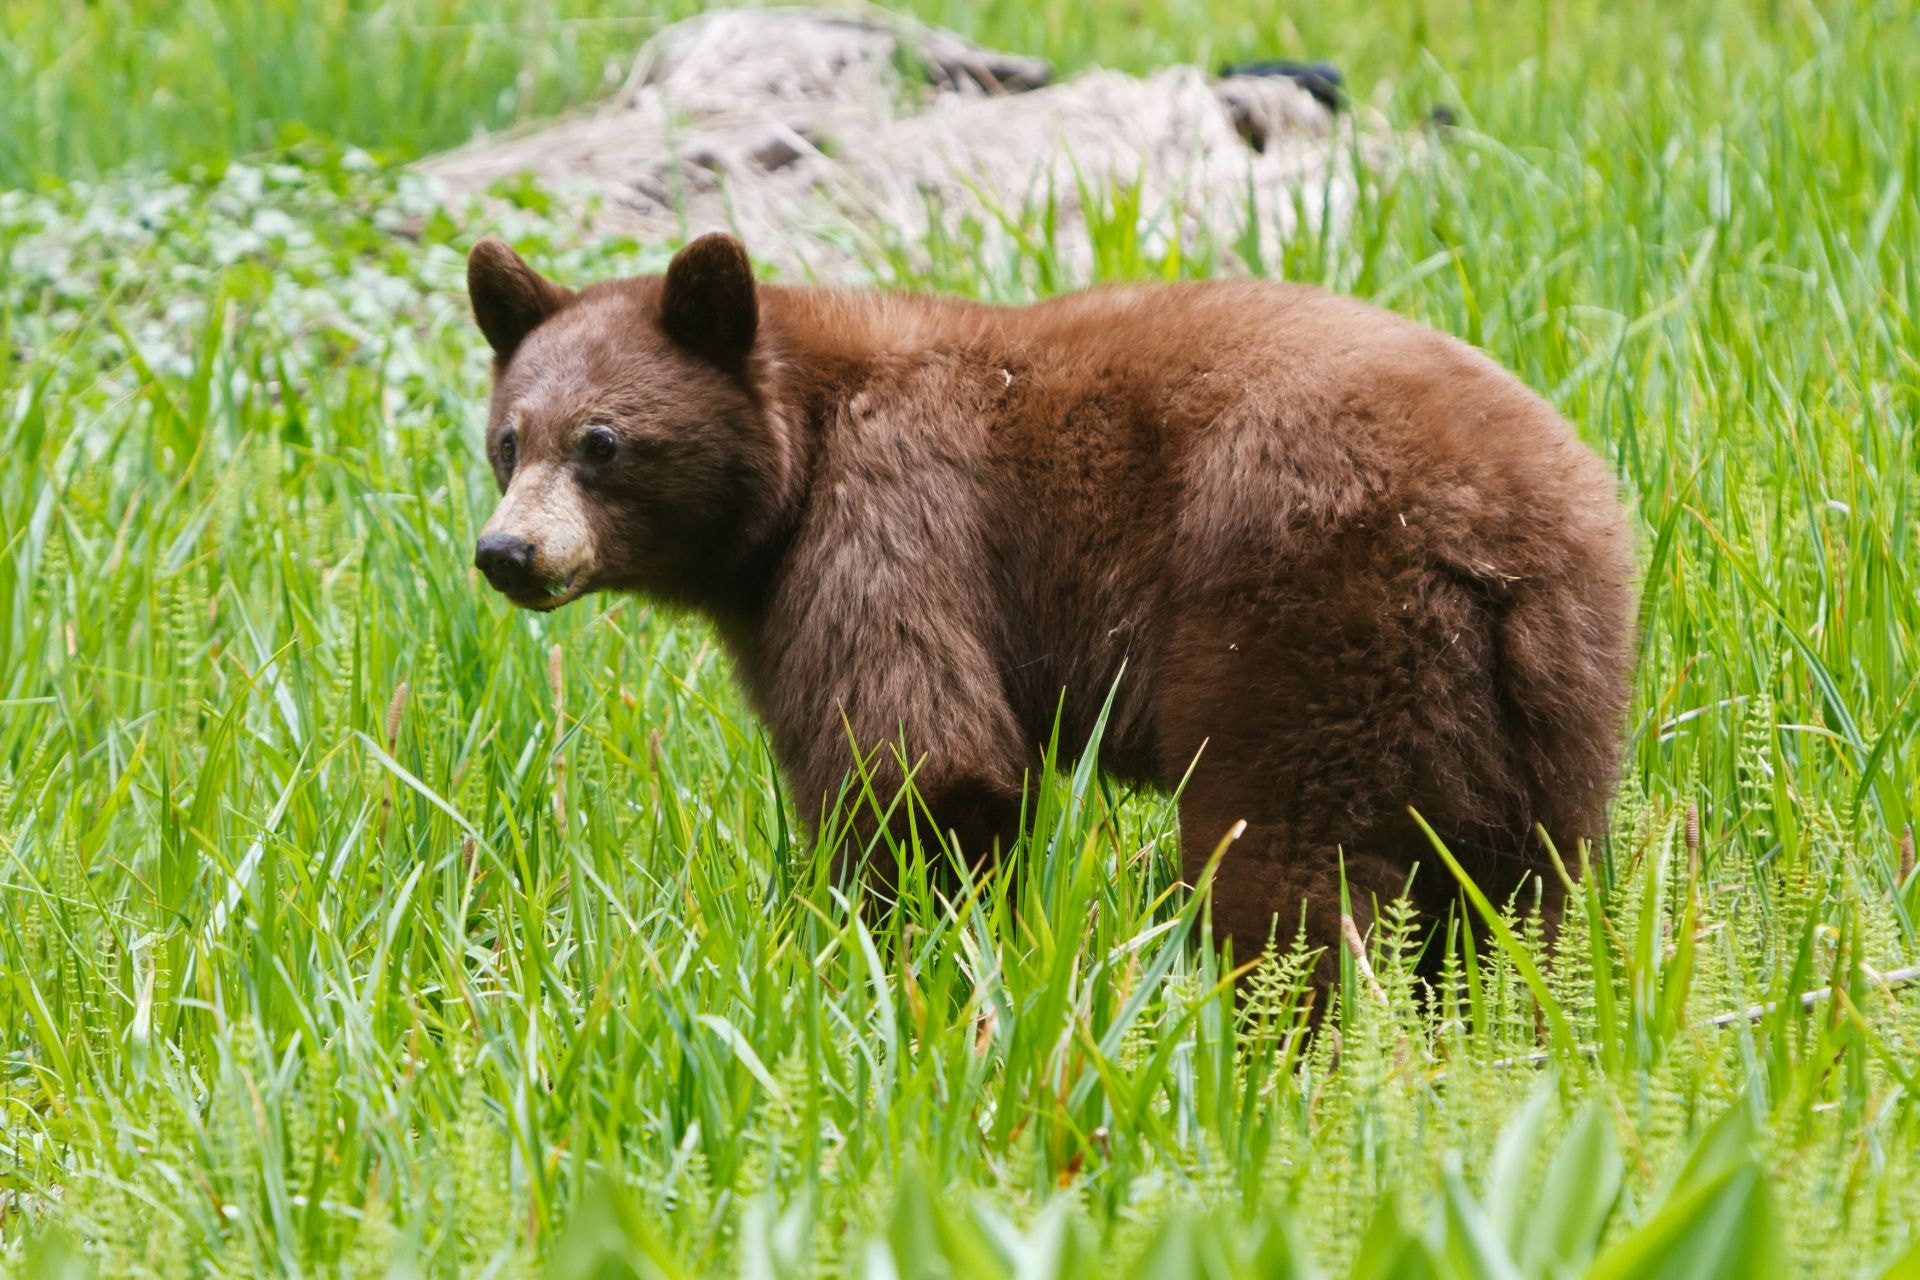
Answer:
[954,281,1616,566]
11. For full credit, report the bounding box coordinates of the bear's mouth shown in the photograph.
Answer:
[506,573,587,612]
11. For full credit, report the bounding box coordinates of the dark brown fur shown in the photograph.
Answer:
[467,233,1638,979]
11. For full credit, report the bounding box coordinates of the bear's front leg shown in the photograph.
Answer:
[748,629,1028,902]
[840,760,1025,900]
[791,691,1027,902]
[744,391,1029,899]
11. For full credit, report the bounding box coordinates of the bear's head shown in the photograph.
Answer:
[466,233,796,613]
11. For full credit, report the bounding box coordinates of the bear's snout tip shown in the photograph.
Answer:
[475,532,539,593]
[474,531,591,611]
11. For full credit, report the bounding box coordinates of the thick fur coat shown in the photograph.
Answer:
[467,233,1637,975]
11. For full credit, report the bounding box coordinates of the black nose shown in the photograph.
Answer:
[474,533,538,590]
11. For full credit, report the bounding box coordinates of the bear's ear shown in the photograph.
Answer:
[468,238,572,363]
[660,233,757,364]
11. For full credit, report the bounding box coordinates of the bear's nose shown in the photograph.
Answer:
[475,533,539,590]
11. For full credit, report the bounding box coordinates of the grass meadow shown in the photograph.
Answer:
[4,0,1920,1274]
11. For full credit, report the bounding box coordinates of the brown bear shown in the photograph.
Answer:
[465,232,1636,978]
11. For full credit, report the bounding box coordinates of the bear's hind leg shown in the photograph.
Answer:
[1177,774,1431,990]
[1153,556,1491,990]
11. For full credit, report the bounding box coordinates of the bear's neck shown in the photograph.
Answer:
[759,283,996,415]
[695,284,994,636]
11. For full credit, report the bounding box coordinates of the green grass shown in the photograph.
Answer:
[4,0,1920,1275]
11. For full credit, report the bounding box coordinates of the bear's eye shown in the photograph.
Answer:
[498,432,517,469]
[582,426,618,464]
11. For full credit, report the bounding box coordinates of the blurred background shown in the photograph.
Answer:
[0,0,1873,184]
